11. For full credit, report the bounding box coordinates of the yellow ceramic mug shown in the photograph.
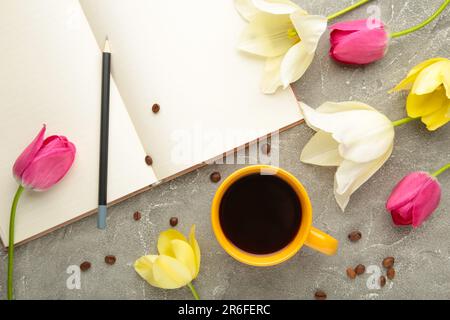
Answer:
[211,165,338,267]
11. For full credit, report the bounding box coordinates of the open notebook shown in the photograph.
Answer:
[0,0,302,246]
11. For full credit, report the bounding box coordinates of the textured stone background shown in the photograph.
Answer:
[1,0,449,300]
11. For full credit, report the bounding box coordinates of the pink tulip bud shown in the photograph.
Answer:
[13,125,76,191]
[386,172,441,228]
[329,19,389,65]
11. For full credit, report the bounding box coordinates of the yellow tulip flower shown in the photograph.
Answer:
[235,0,327,94]
[134,225,201,299]
[391,57,450,131]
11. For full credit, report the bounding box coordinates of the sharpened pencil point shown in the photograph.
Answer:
[103,38,111,53]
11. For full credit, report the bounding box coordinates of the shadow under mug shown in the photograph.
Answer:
[211,165,338,267]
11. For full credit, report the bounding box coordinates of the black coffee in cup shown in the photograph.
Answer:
[219,174,302,255]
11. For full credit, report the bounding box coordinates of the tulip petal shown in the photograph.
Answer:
[391,58,447,92]
[329,29,354,48]
[406,58,447,78]
[238,12,298,57]
[171,239,197,279]
[300,102,394,163]
[397,202,415,221]
[329,19,377,31]
[390,202,414,226]
[157,229,187,257]
[280,14,326,87]
[290,13,327,52]
[336,116,394,164]
[406,88,447,118]
[300,101,371,132]
[189,225,201,277]
[41,135,69,150]
[334,144,393,211]
[13,125,46,180]
[235,0,259,21]
[134,255,159,287]
[412,61,449,95]
[411,178,441,227]
[316,101,376,113]
[261,56,283,94]
[441,63,450,99]
[21,138,76,191]
[298,102,319,131]
[421,102,450,131]
[152,255,193,289]
[252,0,302,15]
[300,131,342,166]
[280,42,314,88]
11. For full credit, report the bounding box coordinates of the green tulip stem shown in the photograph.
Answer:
[327,0,373,21]
[392,117,416,127]
[390,0,450,38]
[7,185,24,300]
[432,163,450,177]
[187,282,200,300]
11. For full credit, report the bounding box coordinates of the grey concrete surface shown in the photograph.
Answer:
[1,0,449,300]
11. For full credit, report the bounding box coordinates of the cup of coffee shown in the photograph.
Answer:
[211,165,338,266]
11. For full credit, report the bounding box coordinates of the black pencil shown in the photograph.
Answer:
[98,38,111,230]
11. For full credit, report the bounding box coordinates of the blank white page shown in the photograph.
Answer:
[79,0,302,180]
[0,0,157,245]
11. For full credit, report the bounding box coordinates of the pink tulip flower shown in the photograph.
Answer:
[8,125,76,300]
[329,19,389,65]
[386,172,441,228]
[13,125,76,191]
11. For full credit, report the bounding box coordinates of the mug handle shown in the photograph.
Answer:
[305,227,338,256]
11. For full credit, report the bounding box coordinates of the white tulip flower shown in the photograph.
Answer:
[235,0,327,94]
[300,101,395,211]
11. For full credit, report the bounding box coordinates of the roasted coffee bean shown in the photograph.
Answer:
[387,267,395,280]
[80,261,91,272]
[210,171,221,183]
[382,257,395,269]
[145,155,153,166]
[105,255,116,265]
[170,217,178,227]
[133,211,142,221]
[355,264,366,275]
[261,143,271,155]
[346,267,356,279]
[379,275,386,287]
[314,290,327,300]
[348,231,362,242]
[152,103,160,114]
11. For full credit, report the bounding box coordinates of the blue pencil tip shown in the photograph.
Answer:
[98,205,107,230]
